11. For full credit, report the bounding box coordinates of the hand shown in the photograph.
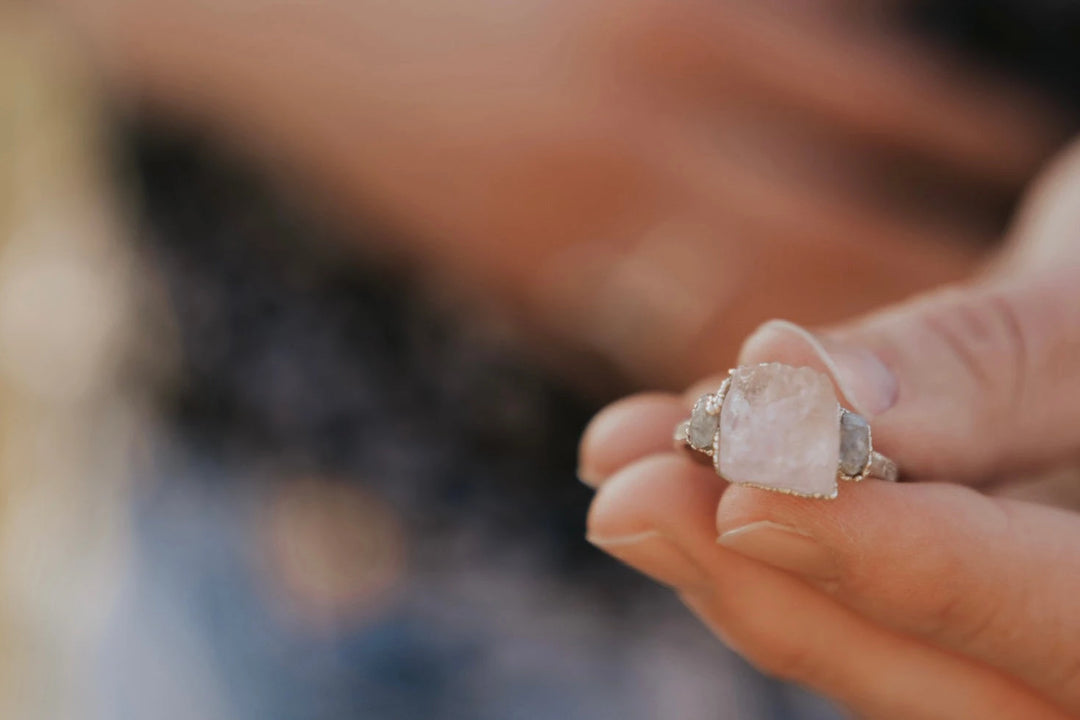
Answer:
[578,137,1080,719]
[55,0,1066,385]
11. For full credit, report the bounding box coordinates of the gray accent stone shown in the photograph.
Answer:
[687,397,720,451]
[839,410,871,477]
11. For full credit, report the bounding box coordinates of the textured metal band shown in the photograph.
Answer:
[863,450,898,483]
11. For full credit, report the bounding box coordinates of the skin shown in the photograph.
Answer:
[580,138,1080,718]
[50,0,1069,386]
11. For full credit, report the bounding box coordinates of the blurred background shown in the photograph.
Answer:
[2,2,1079,718]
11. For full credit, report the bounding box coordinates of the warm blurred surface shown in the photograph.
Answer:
[52,0,1080,386]
[4,1,1080,719]
[0,10,141,718]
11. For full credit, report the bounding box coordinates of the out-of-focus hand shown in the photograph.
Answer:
[578,138,1080,718]
[56,0,1066,385]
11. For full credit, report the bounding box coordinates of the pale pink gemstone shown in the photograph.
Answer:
[717,363,840,498]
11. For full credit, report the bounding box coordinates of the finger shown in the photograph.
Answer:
[667,101,994,259]
[736,140,1080,482]
[575,372,747,491]
[676,126,984,293]
[577,393,685,487]
[628,0,1063,183]
[586,456,1068,720]
[716,480,1080,714]
[738,282,1079,483]
[989,465,1080,513]
[576,375,756,489]
[587,455,724,588]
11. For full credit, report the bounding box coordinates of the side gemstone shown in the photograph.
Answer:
[718,363,840,498]
[839,410,871,478]
[687,396,720,452]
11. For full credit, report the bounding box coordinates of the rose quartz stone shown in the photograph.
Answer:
[717,363,840,498]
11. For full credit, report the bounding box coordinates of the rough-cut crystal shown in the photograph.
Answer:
[718,363,840,498]
[839,410,871,477]
[687,397,719,451]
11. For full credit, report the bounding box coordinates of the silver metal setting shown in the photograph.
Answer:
[674,366,899,498]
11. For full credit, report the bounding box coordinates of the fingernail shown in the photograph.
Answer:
[717,520,838,582]
[577,404,625,489]
[742,320,897,417]
[588,530,708,589]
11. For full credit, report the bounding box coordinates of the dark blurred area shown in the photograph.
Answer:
[911,0,1080,110]
[129,122,613,589]
[109,125,804,720]
[132,126,598,542]
[3,0,1080,718]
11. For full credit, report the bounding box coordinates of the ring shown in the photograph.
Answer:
[673,363,898,499]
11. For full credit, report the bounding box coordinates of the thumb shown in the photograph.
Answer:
[715,479,1080,715]
[739,140,1080,482]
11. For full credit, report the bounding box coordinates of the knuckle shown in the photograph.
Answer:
[902,277,1080,476]
[724,590,828,684]
[922,287,1027,401]
[926,584,1006,650]
[1052,648,1080,697]
[843,547,981,640]
[978,290,1030,418]
[919,498,1019,648]
[917,287,1031,446]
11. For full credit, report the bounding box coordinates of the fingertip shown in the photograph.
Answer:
[578,392,685,488]
[739,319,824,368]
[739,319,897,418]
[587,454,684,537]
[585,453,725,589]
[587,453,724,545]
